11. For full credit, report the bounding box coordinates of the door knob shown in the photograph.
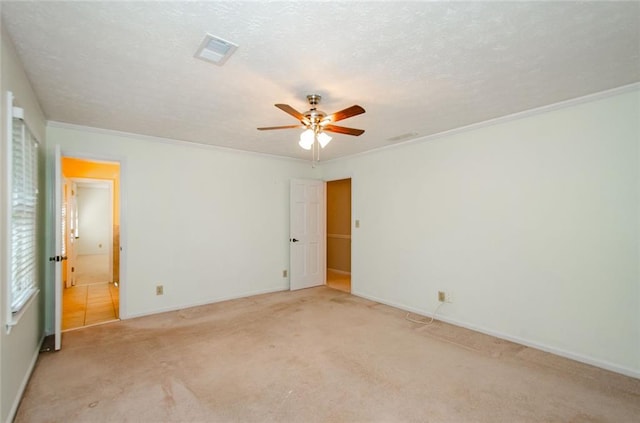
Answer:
[290,238,299,242]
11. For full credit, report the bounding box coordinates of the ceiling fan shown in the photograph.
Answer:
[257,94,365,162]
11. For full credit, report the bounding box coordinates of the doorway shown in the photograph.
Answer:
[61,157,121,330]
[326,178,351,293]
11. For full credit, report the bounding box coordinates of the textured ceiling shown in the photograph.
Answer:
[2,1,639,161]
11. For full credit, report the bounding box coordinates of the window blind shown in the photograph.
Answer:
[9,115,39,313]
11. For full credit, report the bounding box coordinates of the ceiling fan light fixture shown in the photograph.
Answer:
[317,131,332,148]
[258,94,366,163]
[299,129,314,150]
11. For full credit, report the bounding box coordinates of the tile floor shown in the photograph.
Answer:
[62,282,119,330]
[326,269,350,293]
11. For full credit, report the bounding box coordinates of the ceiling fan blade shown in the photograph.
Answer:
[275,104,309,123]
[326,105,365,123]
[257,124,305,131]
[323,124,365,136]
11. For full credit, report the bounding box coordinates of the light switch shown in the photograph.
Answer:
[355,219,360,228]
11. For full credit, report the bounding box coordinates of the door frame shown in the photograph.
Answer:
[62,177,75,288]
[51,149,126,348]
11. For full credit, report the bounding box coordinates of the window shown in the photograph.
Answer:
[6,94,39,328]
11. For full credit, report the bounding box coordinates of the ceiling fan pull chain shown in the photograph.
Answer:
[313,138,318,167]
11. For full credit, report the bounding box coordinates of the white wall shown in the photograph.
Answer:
[46,125,314,320]
[0,26,47,423]
[321,88,640,377]
[76,185,111,256]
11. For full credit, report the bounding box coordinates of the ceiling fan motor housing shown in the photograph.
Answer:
[304,94,327,128]
[304,109,327,127]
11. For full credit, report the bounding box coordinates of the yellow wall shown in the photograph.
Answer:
[62,158,120,282]
[326,178,351,272]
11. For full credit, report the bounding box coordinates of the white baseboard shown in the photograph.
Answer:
[352,290,640,380]
[122,286,288,320]
[6,334,44,423]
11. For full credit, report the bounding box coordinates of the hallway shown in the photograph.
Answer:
[74,253,111,285]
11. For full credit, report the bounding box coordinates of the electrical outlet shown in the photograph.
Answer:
[283,269,288,278]
[156,285,164,295]
[438,290,454,303]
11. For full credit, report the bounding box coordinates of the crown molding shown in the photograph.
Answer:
[46,121,308,164]
[326,82,640,164]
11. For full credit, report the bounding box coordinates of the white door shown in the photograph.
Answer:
[290,179,325,290]
[54,145,63,350]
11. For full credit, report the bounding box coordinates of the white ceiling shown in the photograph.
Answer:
[2,1,639,161]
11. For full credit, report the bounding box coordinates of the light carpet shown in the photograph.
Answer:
[16,287,640,422]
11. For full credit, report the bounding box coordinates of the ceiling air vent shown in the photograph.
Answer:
[195,33,238,66]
